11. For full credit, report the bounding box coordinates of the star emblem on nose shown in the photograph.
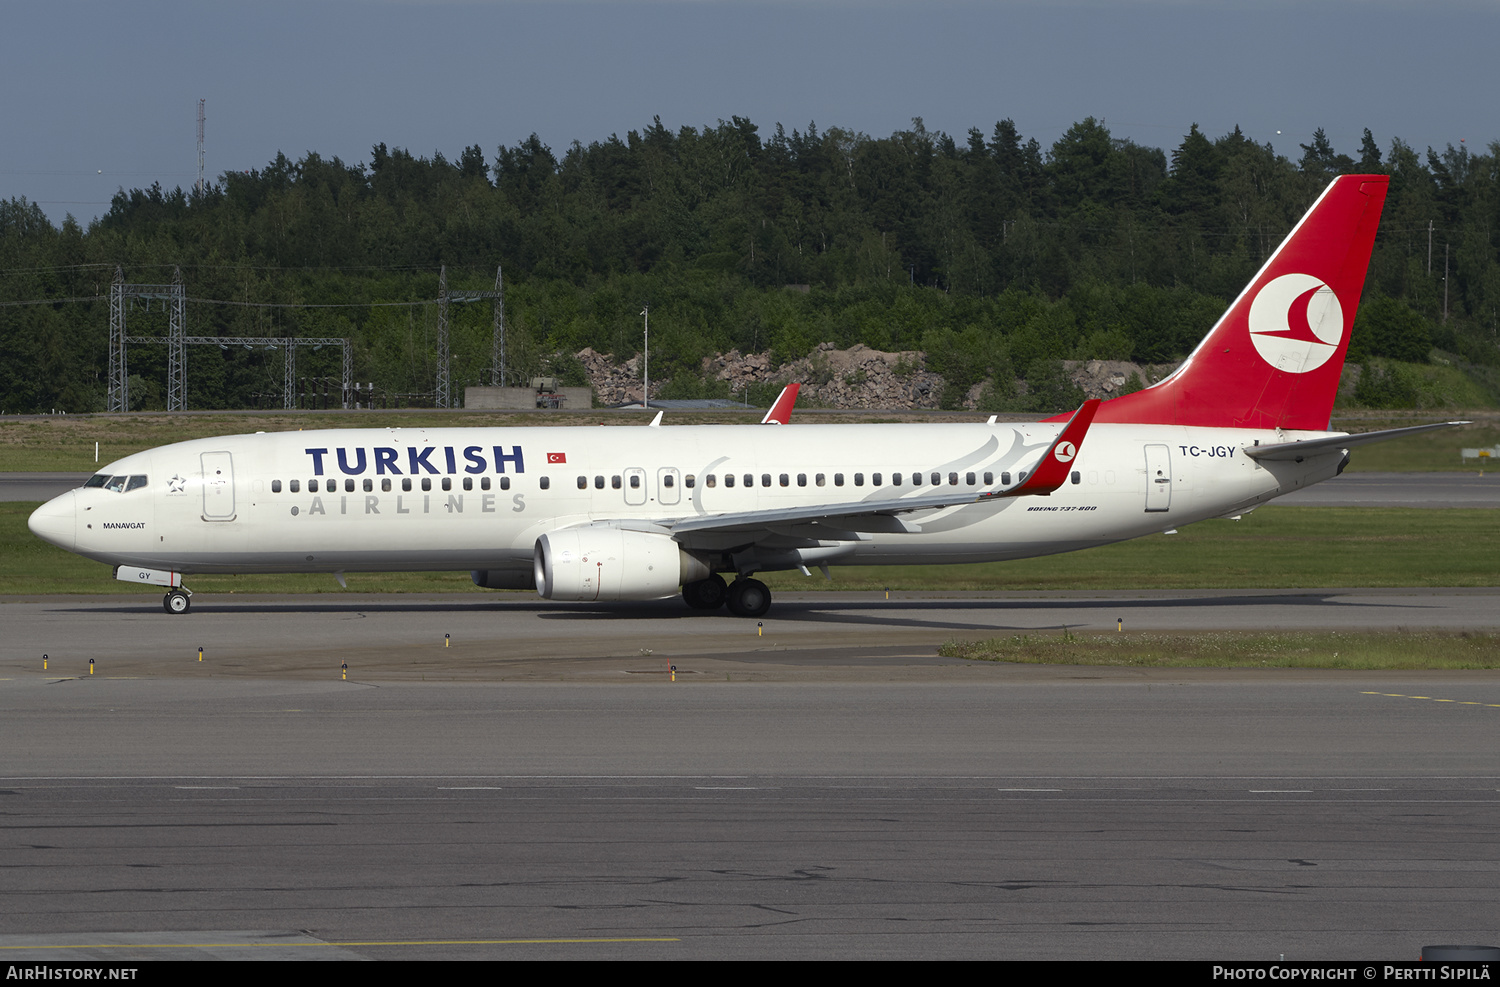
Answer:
[168,474,186,494]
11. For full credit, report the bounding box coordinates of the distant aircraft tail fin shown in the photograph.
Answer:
[1092,174,1389,431]
[762,383,801,425]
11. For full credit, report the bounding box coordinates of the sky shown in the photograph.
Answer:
[2,0,1497,226]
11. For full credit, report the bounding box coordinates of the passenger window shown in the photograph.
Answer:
[743,474,753,487]
[383,478,393,492]
[309,478,319,493]
[685,475,695,488]
[481,477,491,491]
[705,474,715,488]
[1071,471,1081,485]
[463,476,473,491]
[816,474,825,486]
[363,478,373,492]
[797,474,807,487]
[891,473,901,486]
[500,476,511,490]
[725,474,735,488]
[421,477,432,492]
[932,473,942,486]
[630,475,640,489]
[966,472,976,485]
[984,472,994,485]
[345,478,355,493]
[912,473,922,486]
[834,473,844,486]
[403,478,412,492]
[779,474,788,487]
[595,476,605,489]
[272,480,282,493]
[540,476,551,490]
[441,477,452,492]
[872,473,882,486]
[664,475,675,488]
[612,475,622,489]
[761,474,771,487]
[291,479,301,493]
[949,473,958,485]
[1002,472,1012,485]
[577,476,588,490]
[854,473,864,487]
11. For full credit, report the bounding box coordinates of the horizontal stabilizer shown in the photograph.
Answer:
[1245,421,1469,461]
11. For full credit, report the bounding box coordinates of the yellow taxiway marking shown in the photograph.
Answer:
[1361,692,1500,707]
[0,937,679,950]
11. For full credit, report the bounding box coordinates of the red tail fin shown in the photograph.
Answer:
[761,383,800,425]
[1096,174,1388,430]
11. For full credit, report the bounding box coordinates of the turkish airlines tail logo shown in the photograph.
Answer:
[1247,273,1345,374]
[1084,174,1388,430]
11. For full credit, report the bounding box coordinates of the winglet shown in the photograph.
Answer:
[648,410,664,427]
[999,399,1101,498]
[761,383,801,425]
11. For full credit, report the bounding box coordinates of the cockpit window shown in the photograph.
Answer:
[88,473,148,493]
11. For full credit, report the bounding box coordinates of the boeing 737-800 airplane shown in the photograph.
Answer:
[27,175,1460,617]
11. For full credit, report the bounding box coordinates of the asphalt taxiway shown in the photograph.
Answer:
[4,588,1498,678]
[1,591,1498,960]
[2,674,1498,961]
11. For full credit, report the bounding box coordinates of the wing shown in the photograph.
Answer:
[659,399,1102,542]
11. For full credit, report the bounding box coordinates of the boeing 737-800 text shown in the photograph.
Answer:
[27,175,1460,617]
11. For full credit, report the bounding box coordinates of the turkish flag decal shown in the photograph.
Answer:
[547,452,567,464]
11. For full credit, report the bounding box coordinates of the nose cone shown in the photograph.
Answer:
[28,490,76,552]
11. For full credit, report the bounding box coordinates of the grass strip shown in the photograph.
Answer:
[939,630,1500,669]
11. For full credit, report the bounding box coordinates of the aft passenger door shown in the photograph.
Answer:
[1143,444,1171,512]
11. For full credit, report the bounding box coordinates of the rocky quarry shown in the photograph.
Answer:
[576,344,1177,410]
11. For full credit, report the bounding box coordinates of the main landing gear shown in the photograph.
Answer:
[682,573,728,610]
[162,589,192,614]
[682,574,771,618]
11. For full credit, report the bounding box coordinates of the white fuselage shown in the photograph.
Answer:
[35,420,1344,578]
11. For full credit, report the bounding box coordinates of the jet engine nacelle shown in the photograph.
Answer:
[534,526,710,602]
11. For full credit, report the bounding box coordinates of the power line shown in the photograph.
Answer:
[0,294,436,309]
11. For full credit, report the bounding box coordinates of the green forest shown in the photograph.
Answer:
[2,116,1498,414]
